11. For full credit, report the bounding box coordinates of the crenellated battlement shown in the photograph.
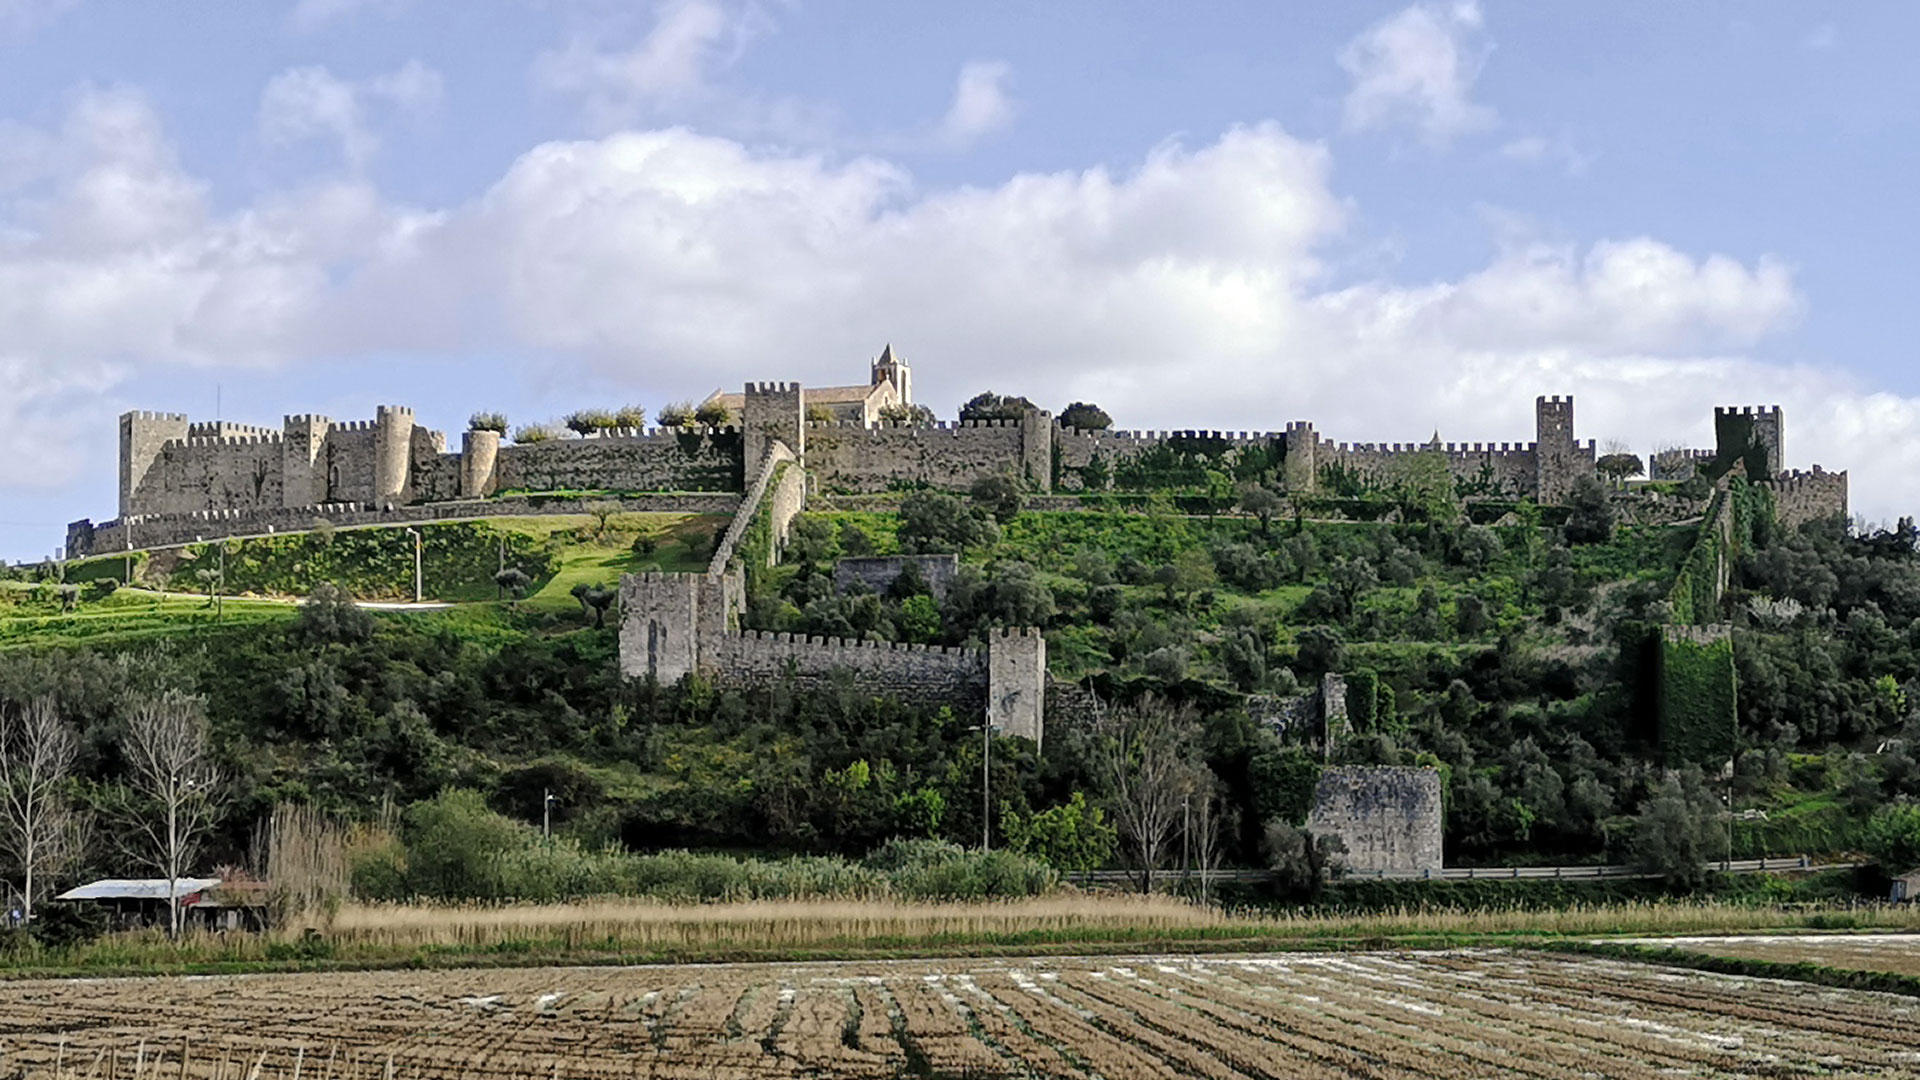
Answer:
[1665,623,1732,647]
[1715,405,1783,418]
[170,433,285,449]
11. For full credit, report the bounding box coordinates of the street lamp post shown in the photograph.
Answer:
[543,788,555,840]
[972,721,992,851]
[405,528,423,604]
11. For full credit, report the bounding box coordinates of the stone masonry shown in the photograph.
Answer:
[1307,766,1445,875]
[76,347,1849,558]
[617,439,1048,746]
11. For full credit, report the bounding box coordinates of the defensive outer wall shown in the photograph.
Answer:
[74,377,1849,558]
[616,441,1048,746]
[1307,766,1445,875]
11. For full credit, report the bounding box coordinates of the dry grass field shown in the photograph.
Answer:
[2,949,1917,1079]
[1616,931,1920,977]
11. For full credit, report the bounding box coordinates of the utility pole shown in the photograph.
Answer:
[1182,793,1191,883]
[978,721,992,851]
[216,543,225,619]
[405,528,422,604]
[543,788,553,840]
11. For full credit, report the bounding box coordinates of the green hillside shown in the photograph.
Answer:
[4,492,1919,898]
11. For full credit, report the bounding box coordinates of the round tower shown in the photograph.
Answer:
[460,428,501,498]
[373,405,415,508]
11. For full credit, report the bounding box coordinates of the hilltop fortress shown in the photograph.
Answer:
[69,345,1849,559]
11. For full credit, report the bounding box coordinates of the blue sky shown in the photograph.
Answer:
[1,0,1915,558]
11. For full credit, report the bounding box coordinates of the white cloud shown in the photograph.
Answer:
[533,0,768,128]
[934,61,1016,150]
[258,60,443,169]
[287,0,405,33]
[1340,1,1497,146]
[1499,133,1592,175]
[3,101,1918,523]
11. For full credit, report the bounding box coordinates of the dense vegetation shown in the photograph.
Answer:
[4,490,1920,905]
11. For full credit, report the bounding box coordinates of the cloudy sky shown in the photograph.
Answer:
[1,1,1916,558]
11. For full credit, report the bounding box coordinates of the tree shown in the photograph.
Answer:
[0,699,84,921]
[879,402,937,426]
[293,582,374,645]
[563,409,616,436]
[656,401,696,428]
[512,423,558,444]
[584,500,622,539]
[1563,475,1617,544]
[1095,697,1202,891]
[614,404,648,429]
[494,567,531,604]
[1058,402,1112,430]
[1596,453,1644,482]
[693,400,732,428]
[1238,484,1284,536]
[1865,804,1920,873]
[570,582,617,628]
[1155,548,1216,612]
[969,473,1024,524]
[899,491,998,553]
[468,411,508,433]
[121,692,222,936]
[1263,821,1346,901]
[1002,792,1116,873]
[1628,770,1725,888]
[958,391,1035,422]
[1293,625,1347,676]
[1187,782,1229,903]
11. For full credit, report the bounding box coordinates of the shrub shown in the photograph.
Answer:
[613,404,648,429]
[563,409,617,436]
[656,402,696,428]
[693,401,731,428]
[513,423,559,444]
[468,411,509,433]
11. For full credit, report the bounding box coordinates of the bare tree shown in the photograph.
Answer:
[122,692,222,936]
[1095,697,1201,892]
[1188,781,1229,906]
[0,699,84,921]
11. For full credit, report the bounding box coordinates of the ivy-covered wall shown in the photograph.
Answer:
[1659,626,1737,767]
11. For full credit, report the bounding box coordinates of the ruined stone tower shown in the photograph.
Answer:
[1715,405,1784,477]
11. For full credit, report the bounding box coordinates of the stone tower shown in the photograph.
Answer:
[987,627,1046,748]
[373,405,415,508]
[119,410,190,517]
[1534,395,1578,503]
[871,343,911,404]
[460,428,501,498]
[1020,408,1054,491]
[1283,421,1318,493]
[1714,405,1784,478]
[742,382,804,469]
[281,414,331,509]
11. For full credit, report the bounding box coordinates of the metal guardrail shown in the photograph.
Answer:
[1071,855,1849,887]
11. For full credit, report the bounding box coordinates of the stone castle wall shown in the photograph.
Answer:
[804,419,1032,493]
[68,492,742,558]
[708,630,988,702]
[620,438,1048,745]
[1307,766,1444,875]
[95,377,1843,556]
[1763,468,1849,529]
[834,554,961,598]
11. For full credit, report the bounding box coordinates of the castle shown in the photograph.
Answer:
[72,346,1849,559]
[63,346,1853,751]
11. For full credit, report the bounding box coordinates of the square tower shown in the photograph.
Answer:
[281,414,332,509]
[119,410,190,517]
[742,381,804,470]
[1714,405,1783,478]
[1534,395,1579,502]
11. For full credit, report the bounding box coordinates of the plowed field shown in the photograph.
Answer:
[2,949,1915,1078]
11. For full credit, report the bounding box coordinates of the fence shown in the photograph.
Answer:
[1070,855,1846,888]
